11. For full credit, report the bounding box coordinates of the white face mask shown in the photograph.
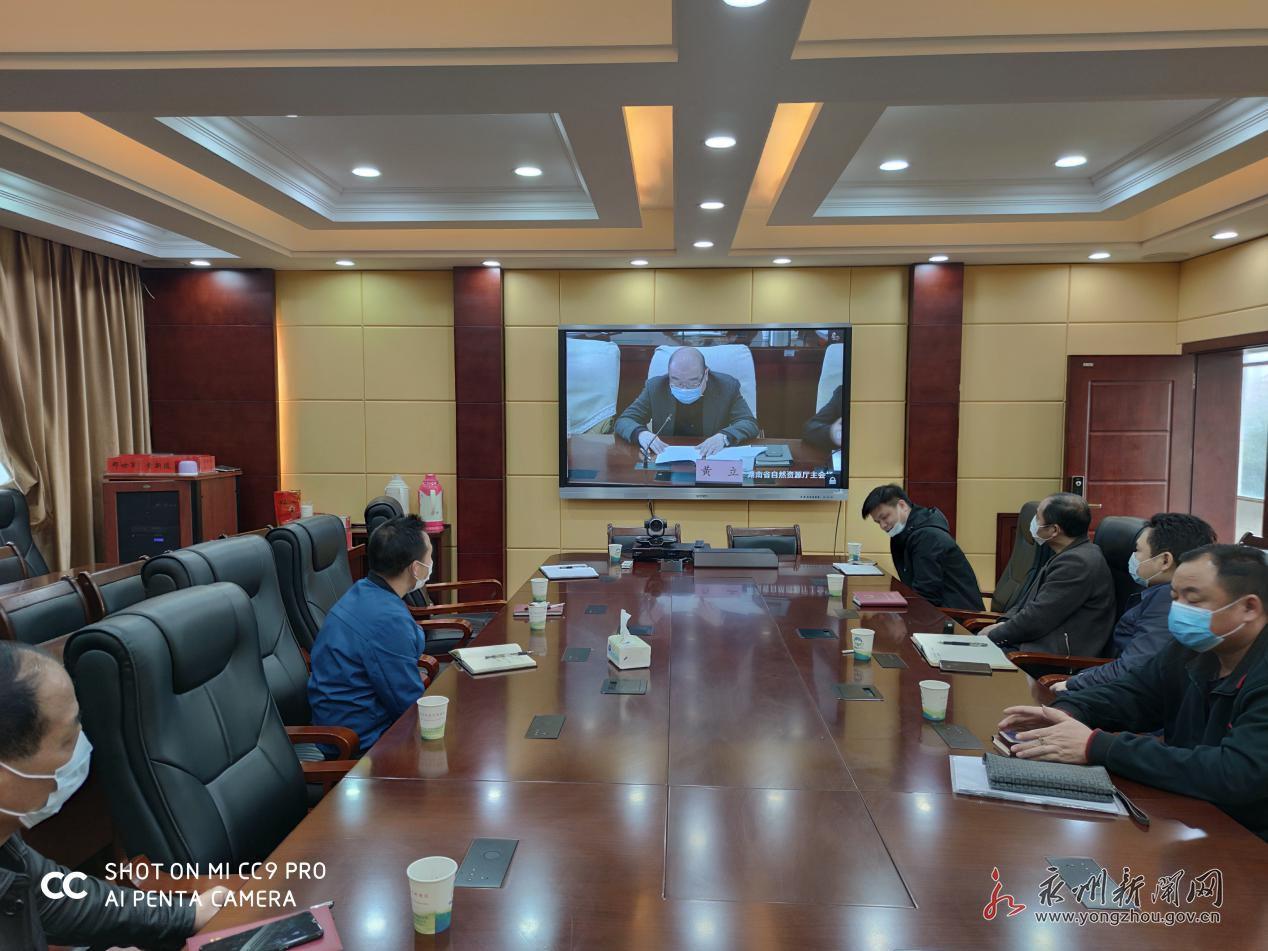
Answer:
[0,731,93,829]
[886,521,906,538]
[410,560,432,593]
[1030,514,1051,546]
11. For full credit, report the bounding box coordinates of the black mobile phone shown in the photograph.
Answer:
[203,911,324,951]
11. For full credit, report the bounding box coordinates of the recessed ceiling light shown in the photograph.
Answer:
[928,254,949,263]
[699,200,725,210]
[335,259,355,267]
[693,240,714,249]
[189,259,211,267]
[351,166,381,178]
[879,159,909,171]
[1088,251,1111,260]
[1212,230,1239,240]
[630,259,649,266]
[723,0,767,6]
[704,135,736,150]
[514,166,543,177]
[772,257,792,265]
[1055,154,1088,168]
[482,260,501,267]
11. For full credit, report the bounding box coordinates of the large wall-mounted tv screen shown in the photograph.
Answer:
[558,324,850,500]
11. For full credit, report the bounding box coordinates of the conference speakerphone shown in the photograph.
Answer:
[693,549,779,569]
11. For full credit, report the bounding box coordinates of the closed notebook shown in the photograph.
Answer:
[983,753,1116,803]
[852,590,908,609]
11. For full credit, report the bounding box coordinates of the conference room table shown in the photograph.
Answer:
[202,555,1268,949]
[566,433,835,488]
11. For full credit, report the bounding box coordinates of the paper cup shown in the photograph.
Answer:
[417,695,449,740]
[919,680,950,721]
[850,628,874,661]
[528,600,548,631]
[407,856,458,934]
[826,573,845,597]
[299,503,314,518]
[530,577,549,602]
[609,543,623,564]
[847,541,862,562]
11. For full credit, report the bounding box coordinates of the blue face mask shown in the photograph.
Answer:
[1127,551,1162,586]
[670,384,703,405]
[1168,598,1246,652]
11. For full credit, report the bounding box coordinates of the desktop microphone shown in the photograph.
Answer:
[641,412,675,466]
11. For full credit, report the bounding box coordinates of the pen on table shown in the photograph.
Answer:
[1115,789,1151,827]
[311,900,335,910]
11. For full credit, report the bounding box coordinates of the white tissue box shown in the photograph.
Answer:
[607,633,651,670]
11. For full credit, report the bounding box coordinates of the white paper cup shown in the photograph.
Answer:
[850,627,874,661]
[847,541,862,562]
[407,856,458,934]
[528,600,548,631]
[826,573,845,597]
[609,543,623,564]
[300,503,314,518]
[416,695,449,740]
[919,680,950,721]
[530,577,549,602]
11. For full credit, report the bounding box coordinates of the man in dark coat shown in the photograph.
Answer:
[861,484,984,611]
[614,347,758,459]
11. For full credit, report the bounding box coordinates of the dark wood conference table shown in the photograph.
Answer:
[204,556,1268,949]
[566,433,835,487]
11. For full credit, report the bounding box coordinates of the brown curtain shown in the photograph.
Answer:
[0,227,150,570]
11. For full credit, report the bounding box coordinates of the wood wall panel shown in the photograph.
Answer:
[142,269,278,530]
[1192,350,1242,541]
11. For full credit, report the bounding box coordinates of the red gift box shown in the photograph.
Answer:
[274,489,302,525]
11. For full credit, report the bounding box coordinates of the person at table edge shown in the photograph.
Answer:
[614,346,758,459]
[1000,544,1268,840]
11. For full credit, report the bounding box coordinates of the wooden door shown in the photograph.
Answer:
[1064,356,1195,527]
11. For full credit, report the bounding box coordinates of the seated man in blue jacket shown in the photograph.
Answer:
[999,544,1268,840]
[308,514,432,752]
[1055,512,1216,693]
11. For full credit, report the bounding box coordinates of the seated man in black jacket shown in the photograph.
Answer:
[861,484,983,611]
[999,544,1268,840]
[0,642,226,950]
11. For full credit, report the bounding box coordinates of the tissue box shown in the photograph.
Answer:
[607,633,651,670]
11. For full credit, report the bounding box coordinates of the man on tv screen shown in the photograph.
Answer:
[614,346,758,458]
[802,384,843,449]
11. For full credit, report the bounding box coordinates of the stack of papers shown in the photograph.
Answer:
[833,561,884,576]
[950,756,1126,816]
[912,632,1018,671]
[539,563,600,580]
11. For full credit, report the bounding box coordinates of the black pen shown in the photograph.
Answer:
[1115,789,1151,827]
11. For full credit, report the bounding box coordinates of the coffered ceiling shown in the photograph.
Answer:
[2,0,1268,269]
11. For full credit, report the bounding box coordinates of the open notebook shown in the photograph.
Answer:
[450,643,538,676]
[912,632,1018,671]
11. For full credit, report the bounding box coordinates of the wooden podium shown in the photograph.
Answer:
[102,469,241,562]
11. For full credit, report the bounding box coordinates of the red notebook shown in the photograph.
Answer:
[185,904,342,950]
[852,590,908,609]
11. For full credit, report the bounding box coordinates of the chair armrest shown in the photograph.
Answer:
[301,760,358,794]
[418,654,441,682]
[940,608,1004,633]
[426,578,504,600]
[285,725,359,759]
[1007,651,1112,679]
[410,599,506,616]
[1037,673,1069,688]
[411,615,475,655]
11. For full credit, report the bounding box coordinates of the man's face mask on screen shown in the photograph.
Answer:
[669,367,707,405]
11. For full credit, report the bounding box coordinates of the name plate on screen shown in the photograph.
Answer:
[695,459,744,484]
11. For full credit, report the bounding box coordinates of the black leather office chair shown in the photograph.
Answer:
[0,578,91,645]
[0,542,27,586]
[1093,515,1147,623]
[727,525,802,557]
[64,584,352,866]
[365,496,401,539]
[77,561,148,620]
[989,500,1049,613]
[0,487,49,578]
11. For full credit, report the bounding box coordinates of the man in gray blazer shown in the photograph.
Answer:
[978,493,1116,655]
[614,347,758,458]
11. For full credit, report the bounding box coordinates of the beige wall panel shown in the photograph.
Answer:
[505,327,559,401]
[850,325,907,402]
[955,477,1062,556]
[655,500,752,547]
[365,401,455,474]
[848,401,906,477]
[1069,263,1178,323]
[1178,237,1268,320]
[959,402,1066,479]
[961,323,1067,402]
[280,401,364,473]
[1066,322,1178,355]
[506,476,562,549]
[364,327,455,401]
[654,269,752,324]
[506,402,560,476]
[559,499,651,551]
[277,326,364,401]
[276,271,362,326]
[752,268,850,324]
[507,548,563,595]
[560,270,654,325]
[965,553,998,597]
[505,270,560,326]
[849,267,907,324]
[362,271,453,326]
[279,473,367,520]
[964,265,1069,324]
[1176,305,1268,344]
